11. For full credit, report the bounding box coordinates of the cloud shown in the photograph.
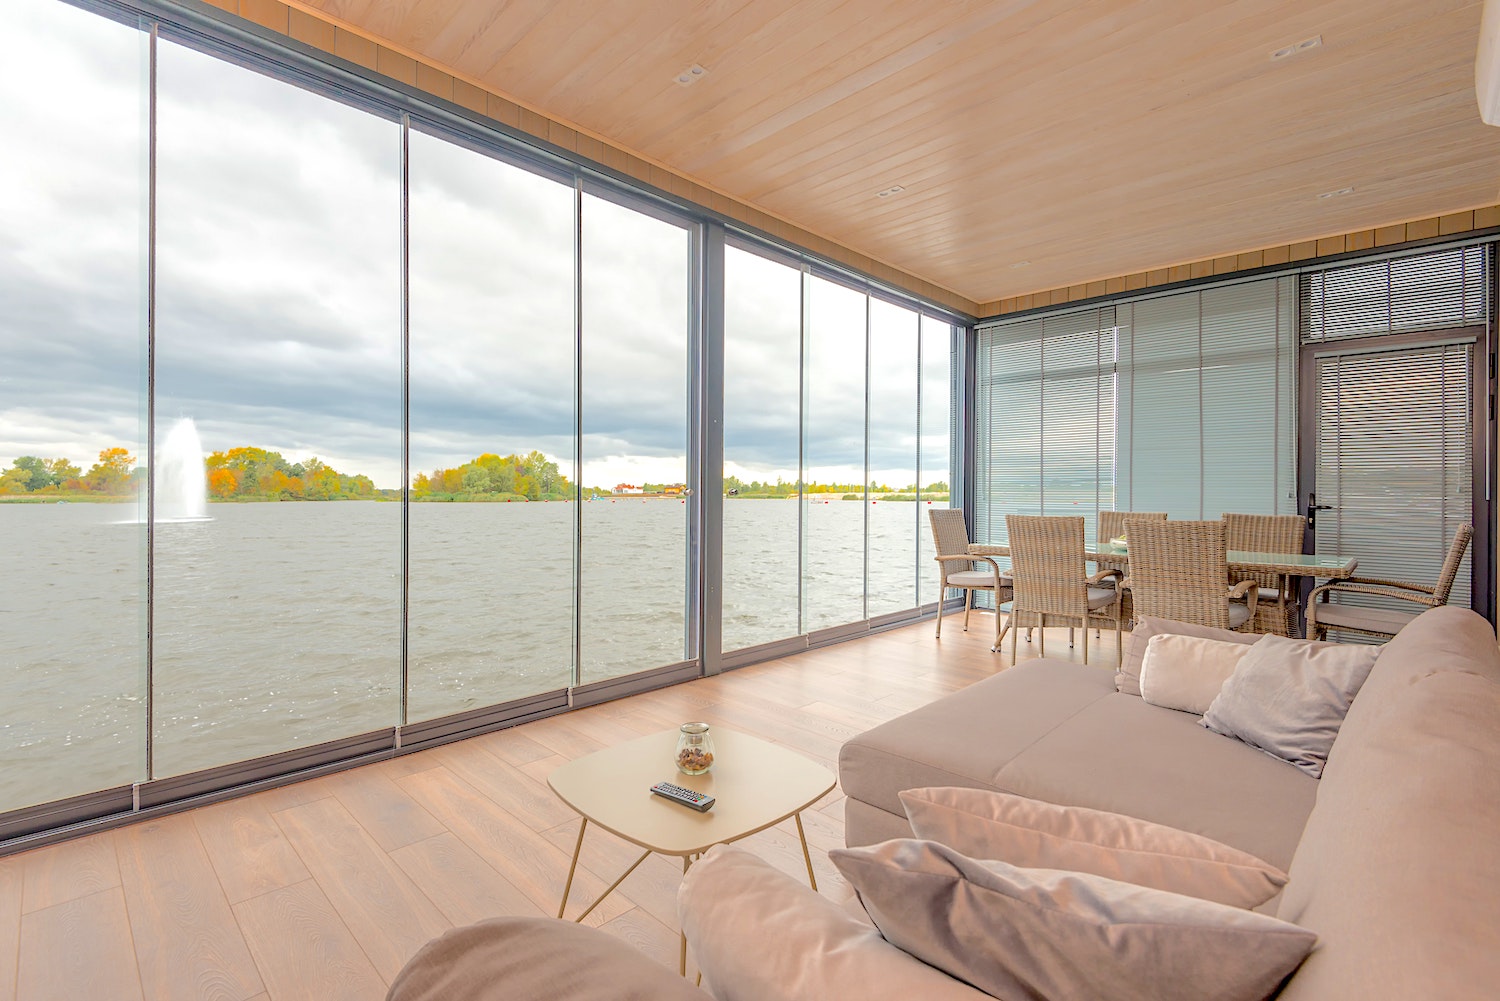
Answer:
[1,0,951,496]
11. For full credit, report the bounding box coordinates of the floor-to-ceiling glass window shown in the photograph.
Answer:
[0,0,147,813]
[866,299,920,617]
[803,276,868,632]
[407,131,576,718]
[579,192,693,682]
[917,316,955,606]
[722,246,802,650]
[153,41,402,776]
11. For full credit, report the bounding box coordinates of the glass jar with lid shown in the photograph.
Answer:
[675,722,715,775]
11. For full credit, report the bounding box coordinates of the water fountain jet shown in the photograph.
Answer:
[154,417,210,522]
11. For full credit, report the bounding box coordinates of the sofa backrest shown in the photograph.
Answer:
[1274,606,1500,999]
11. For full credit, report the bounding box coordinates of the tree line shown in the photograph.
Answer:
[0,449,136,497]
[412,451,571,501]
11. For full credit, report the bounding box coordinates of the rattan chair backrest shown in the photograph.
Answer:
[1433,523,1474,605]
[928,508,974,581]
[1006,514,1088,618]
[1098,510,1166,548]
[1127,519,1232,629]
[1223,513,1305,593]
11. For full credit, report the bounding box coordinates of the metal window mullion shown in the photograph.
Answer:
[397,113,411,739]
[571,180,583,695]
[143,18,159,792]
[862,294,871,622]
[798,267,808,636]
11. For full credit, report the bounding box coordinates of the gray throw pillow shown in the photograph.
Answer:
[830,839,1316,1001]
[1202,634,1379,777]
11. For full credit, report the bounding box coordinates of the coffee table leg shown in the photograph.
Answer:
[558,818,588,919]
[680,854,693,976]
[794,812,818,891]
[574,847,652,924]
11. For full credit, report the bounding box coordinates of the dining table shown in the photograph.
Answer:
[965,541,1358,579]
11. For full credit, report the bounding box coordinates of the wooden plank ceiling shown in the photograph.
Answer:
[299,0,1500,304]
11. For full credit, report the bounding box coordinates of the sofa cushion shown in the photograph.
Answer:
[1274,608,1500,1000]
[1202,635,1379,778]
[679,845,992,1001]
[992,692,1317,870]
[831,839,1316,1001]
[899,786,1286,908]
[386,916,711,1001]
[839,658,1116,824]
[1139,632,1251,715]
[1118,616,1260,696]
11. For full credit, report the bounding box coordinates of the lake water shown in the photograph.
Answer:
[0,498,939,812]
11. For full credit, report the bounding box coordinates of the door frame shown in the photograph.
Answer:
[1297,324,1495,622]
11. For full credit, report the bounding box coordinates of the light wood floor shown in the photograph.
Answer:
[0,615,1122,1001]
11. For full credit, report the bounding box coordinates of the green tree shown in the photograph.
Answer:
[12,456,54,491]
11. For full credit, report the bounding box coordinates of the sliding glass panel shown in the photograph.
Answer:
[1201,282,1285,517]
[722,246,802,650]
[153,41,401,776]
[866,299,919,617]
[0,0,146,812]
[407,131,576,718]
[917,316,954,606]
[579,193,692,683]
[803,276,867,631]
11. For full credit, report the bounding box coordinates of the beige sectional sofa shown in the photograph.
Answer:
[391,606,1500,1000]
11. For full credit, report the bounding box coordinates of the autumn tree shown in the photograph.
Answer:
[86,447,136,494]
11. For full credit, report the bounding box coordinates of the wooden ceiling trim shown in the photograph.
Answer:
[979,205,1500,318]
[188,0,981,316]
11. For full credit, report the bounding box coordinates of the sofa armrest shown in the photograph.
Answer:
[387,916,711,1001]
[680,845,993,1001]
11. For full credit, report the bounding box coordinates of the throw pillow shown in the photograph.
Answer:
[899,786,1286,908]
[1140,632,1253,715]
[1202,633,1380,778]
[1118,616,1259,696]
[831,839,1316,1001]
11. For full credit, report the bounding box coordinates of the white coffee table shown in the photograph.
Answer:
[548,726,836,973]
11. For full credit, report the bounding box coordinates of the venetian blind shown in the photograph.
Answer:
[1118,276,1298,518]
[1314,343,1474,616]
[974,306,1117,555]
[1301,245,1489,342]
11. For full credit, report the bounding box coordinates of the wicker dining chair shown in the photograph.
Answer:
[1098,510,1167,548]
[1005,514,1123,664]
[1123,519,1258,631]
[1306,523,1473,643]
[1223,513,1306,636]
[928,508,1014,651]
[1096,511,1166,628]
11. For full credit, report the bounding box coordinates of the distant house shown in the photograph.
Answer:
[614,483,642,494]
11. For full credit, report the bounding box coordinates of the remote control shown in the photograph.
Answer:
[650,780,716,812]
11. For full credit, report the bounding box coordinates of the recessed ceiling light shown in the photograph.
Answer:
[674,63,708,86]
[1317,186,1355,199]
[1271,35,1322,61]
[875,184,906,198]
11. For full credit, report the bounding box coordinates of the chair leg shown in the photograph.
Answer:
[1081,622,1089,665]
[963,589,972,632]
[1068,627,1075,649]
[934,586,945,639]
[1038,621,1045,657]
[1011,614,1019,660]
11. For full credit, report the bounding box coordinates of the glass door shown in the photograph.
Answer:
[1300,332,1486,629]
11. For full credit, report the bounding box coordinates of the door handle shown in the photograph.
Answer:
[1306,493,1334,528]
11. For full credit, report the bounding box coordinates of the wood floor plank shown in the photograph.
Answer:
[468,727,555,767]
[191,796,312,905]
[233,880,385,1001]
[271,797,451,983]
[598,906,695,979]
[116,815,264,1001]
[0,858,21,1001]
[20,831,120,914]
[17,888,143,1001]
[319,764,447,853]
[427,741,577,832]
[388,832,544,927]
[396,766,633,927]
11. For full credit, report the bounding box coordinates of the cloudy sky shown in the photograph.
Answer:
[3,0,951,494]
